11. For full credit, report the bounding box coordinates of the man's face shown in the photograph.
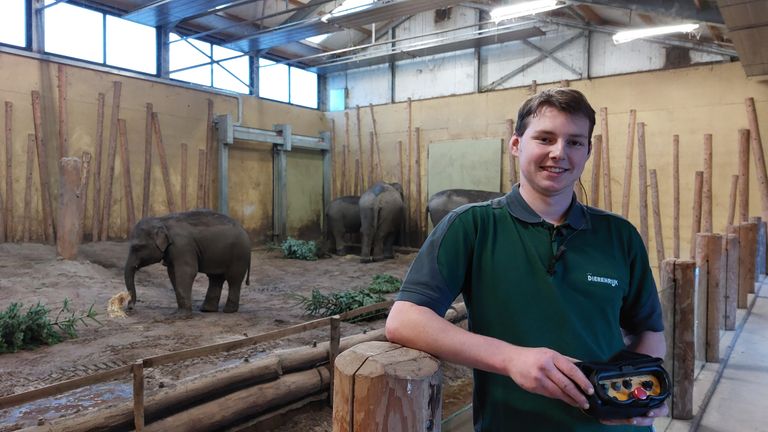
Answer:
[510,106,591,200]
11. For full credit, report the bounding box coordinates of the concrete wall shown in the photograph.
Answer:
[0,51,327,243]
[326,61,768,273]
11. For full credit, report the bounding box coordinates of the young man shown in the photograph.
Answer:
[385,88,666,431]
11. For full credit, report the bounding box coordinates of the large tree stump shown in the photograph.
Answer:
[738,222,758,308]
[662,259,695,420]
[56,157,83,259]
[723,229,739,330]
[696,233,723,363]
[333,341,442,432]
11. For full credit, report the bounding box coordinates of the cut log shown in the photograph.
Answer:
[118,119,136,233]
[333,341,442,432]
[5,101,13,241]
[637,123,649,247]
[702,134,713,233]
[142,103,153,219]
[91,93,105,241]
[181,143,188,211]
[79,151,91,240]
[689,171,703,259]
[739,128,750,223]
[196,149,205,209]
[151,113,176,213]
[590,134,602,208]
[23,134,34,242]
[57,64,69,159]
[673,134,680,258]
[664,259,695,419]
[56,157,83,259]
[621,110,636,218]
[600,107,612,211]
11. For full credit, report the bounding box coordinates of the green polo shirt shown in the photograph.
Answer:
[397,185,663,432]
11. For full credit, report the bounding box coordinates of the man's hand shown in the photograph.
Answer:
[505,347,594,409]
[600,403,669,427]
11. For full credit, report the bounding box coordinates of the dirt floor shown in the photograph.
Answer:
[0,241,472,431]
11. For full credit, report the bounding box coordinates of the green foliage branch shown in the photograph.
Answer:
[281,237,318,261]
[294,274,402,318]
[0,299,101,353]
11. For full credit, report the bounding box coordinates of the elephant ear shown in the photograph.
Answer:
[153,225,171,252]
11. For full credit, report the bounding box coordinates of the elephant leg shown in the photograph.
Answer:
[360,230,373,263]
[201,274,225,312]
[383,231,396,259]
[331,227,346,255]
[372,229,386,261]
[223,273,246,313]
[167,266,193,312]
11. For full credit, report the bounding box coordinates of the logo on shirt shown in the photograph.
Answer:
[587,273,619,287]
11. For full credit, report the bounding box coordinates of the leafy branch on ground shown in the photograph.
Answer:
[0,299,101,353]
[293,274,402,318]
[281,237,318,261]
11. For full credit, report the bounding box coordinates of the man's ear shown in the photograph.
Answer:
[509,135,521,156]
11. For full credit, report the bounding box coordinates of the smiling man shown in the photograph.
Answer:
[386,88,666,431]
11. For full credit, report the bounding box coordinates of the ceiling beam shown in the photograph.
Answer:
[574,4,605,25]
[570,0,724,24]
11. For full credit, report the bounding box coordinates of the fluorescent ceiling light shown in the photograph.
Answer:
[612,23,700,44]
[321,0,375,23]
[490,0,565,23]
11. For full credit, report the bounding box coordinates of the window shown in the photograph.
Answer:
[170,33,250,94]
[44,2,103,62]
[258,58,318,109]
[0,0,26,47]
[43,1,157,74]
[328,88,346,111]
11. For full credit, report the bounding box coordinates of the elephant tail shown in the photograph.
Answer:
[245,252,251,286]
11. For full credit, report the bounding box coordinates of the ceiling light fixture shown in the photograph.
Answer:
[490,0,565,23]
[612,23,700,44]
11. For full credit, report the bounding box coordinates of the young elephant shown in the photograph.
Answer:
[426,189,505,227]
[325,195,361,255]
[124,210,251,313]
[359,182,404,263]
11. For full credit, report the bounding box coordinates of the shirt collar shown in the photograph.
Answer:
[504,184,590,229]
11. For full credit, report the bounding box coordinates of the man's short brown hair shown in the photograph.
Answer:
[514,88,596,149]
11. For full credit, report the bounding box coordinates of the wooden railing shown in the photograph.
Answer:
[0,300,394,430]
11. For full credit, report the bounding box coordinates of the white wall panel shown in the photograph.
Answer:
[481,28,585,90]
[589,32,666,77]
[394,49,476,100]
[347,64,391,107]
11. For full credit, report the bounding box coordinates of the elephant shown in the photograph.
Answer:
[123,210,251,313]
[359,182,404,263]
[426,189,505,227]
[325,195,361,255]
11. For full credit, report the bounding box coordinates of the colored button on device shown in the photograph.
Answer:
[631,387,648,400]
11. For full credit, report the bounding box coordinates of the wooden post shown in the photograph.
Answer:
[57,64,69,159]
[738,222,758,308]
[590,134,602,208]
[406,98,413,244]
[23,134,34,242]
[750,216,765,281]
[142,103,153,219]
[344,111,351,196]
[354,159,360,196]
[723,228,739,330]
[133,361,145,431]
[600,107,612,212]
[332,341,442,432]
[368,131,375,185]
[663,259,695,419]
[398,140,404,189]
[637,123,649,247]
[696,233,723,363]
[739,129,750,223]
[702,134,713,233]
[0,176,4,242]
[415,127,422,244]
[56,157,83,259]
[529,79,537,94]
[196,149,206,209]
[369,104,382,182]
[101,82,122,241]
[727,174,738,227]
[80,151,91,239]
[689,171,703,259]
[745,97,768,222]
[356,105,365,192]
[118,119,136,234]
[31,90,55,244]
[92,93,105,241]
[180,143,188,211]
[650,169,665,271]
[331,118,337,199]
[5,101,13,241]
[329,315,341,405]
[621,109,636,218]
[673,135,680,258]
[152,113,177,213]
[204,99,214,209]
[505,118,517,188]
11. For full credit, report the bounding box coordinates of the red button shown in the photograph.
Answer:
[632,387,648,400]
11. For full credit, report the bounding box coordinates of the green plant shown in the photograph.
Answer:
[281,237,318,261]
[294,288,385,317]
[367,274,402,294]
[0,300,101,353]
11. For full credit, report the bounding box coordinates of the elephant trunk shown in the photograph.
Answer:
[124,257,139,309]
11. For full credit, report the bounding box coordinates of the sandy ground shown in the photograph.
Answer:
[0,242,472,431]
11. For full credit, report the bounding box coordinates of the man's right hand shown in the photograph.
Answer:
[505,346,594,410]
